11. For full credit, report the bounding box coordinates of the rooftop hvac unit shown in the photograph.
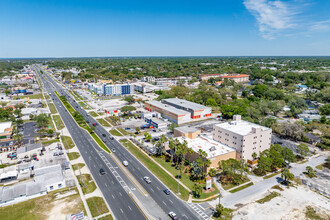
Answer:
[209,146,216,151]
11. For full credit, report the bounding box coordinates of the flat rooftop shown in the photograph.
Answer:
[163,98,210,111]
[214,120,271,136]
[175,126,200,134]
[146,100,190,116]
[0,121,12,133]
[177,135,235,159]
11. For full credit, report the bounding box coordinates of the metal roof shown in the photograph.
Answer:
[146,100,190,116]
[163,98,210,111]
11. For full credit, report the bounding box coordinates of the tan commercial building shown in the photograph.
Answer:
[174,126,201,139]
[213,115,272,161]
[177,135,236,172]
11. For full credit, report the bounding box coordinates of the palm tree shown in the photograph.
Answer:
[13,133,23,146]
[193,183,203,198]
[191,161,203,181]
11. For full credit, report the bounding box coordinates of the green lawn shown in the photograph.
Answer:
[97,118,111,127]
[117,128,130,135]
[229,182,254,193]
[86,197,110,218]
[109,129,123,136]
[53,115,65,130]
[61,136,75,149]
[104,118,113,126]
[41,139,60,146]
[79,101,90,110]
[20,93,44,99]
[67,152,80,160]
[256,191,280,204]
[89,111,98,117]
[72,163,85,171]
[263,171,280,179]
[153,157,219,199]
[98,214,114,220]
[49,103,57,114]
[120,139,190,200]
[77,174,97,195]
[0,187,85,220]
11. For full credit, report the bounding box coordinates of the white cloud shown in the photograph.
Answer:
[310,20,330,32]
[243,0,300,39]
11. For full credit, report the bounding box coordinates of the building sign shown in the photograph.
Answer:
[68,211,84,220]
[206,177,212,189]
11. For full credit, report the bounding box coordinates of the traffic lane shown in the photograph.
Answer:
[51,90,146,220]
[43,72,197,219]
[40,74,146,220]
[84,114,198,219]
[96,128,198,220]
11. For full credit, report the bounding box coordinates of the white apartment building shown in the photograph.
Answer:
[213,115,272,161]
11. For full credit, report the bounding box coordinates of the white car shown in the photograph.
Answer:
[143,176,151,184]
[123,161,128,167]
[169,211,178,220]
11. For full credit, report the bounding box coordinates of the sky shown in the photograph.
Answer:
[1,0,330,57]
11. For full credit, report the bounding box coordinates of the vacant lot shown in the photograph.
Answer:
[86,197,110,218]
[0,187,85,220]
[97,118,110,127]
[21,93,44,100]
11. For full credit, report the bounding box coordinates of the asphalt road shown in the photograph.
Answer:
[37,65,200,220]
[35,66,147,220]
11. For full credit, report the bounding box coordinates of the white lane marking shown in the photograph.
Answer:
[119,192,122,196]
[162,201,167,206]
[156,186,160,190]
[128,205,132,211]
[105,183,107,187]
[112,195,115,199]
[169,199,173,204]
[120,209,124,213]
[150,188,154,192]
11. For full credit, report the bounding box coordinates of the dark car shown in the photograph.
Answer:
[102,134,106,137]
[164,189,170,195]
[86,120,89,123]
[100,168,106,175]
[110,136,114,140]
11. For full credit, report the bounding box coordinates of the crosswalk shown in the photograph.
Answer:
[188,203,210,220]
[98,151,132,193]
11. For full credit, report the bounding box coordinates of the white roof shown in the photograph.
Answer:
[147,100,190,116]
[176,135,235,159]
[21,108,38,115]
[0,121,12,133]
[214,120,271,136]
[163,98,210,111]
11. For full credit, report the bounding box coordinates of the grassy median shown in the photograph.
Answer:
[120,139,190,201]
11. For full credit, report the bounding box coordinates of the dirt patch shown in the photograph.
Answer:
[47,196,85,220]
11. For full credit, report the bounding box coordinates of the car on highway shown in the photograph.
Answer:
[169,211,178,220]
[110,136,114,140]
[123,161,128,167]
[164,189,170,195]
[143,176,151,184]
[92,123,97,126]
[112,148,116,152]
[102,134,106,137]
[100,168,106,175]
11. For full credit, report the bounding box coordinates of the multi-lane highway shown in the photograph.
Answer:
[36,66,147,220]
[36,65,200,220]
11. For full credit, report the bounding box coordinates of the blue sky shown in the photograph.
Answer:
[1,0,330,57]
